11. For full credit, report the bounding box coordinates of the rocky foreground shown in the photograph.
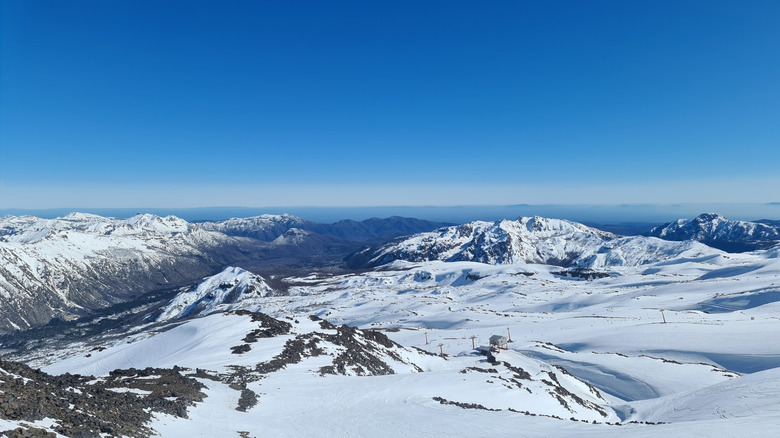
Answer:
[0,359,205,437]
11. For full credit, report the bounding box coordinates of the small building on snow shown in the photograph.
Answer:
[489,335,508,351]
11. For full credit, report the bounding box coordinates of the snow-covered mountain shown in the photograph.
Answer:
[270,227,312,245]
[198,214,450,242]
[0,213,254,331]
[158,267,276,321]
[0,212,453,331]
[3,233,780,436]
[5,248,780,436]
[4,211,780,436]
[197,214,308,241]
[348,216,719,269]
[649,213,780,252]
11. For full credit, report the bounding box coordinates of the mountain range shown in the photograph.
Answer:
[1,211,780,436]
[347,216,720,269]
[0,213,447,331]
[197,214,450,242]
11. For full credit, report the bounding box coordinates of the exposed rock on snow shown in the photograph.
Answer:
[348,216,720,269]
[0,359,205,438]
[0,213,252,330]
[158,267,276,321]
[197,214,307,241]
[40,310,623,426]
[4,212,780,437]
[649,213,780,252]
[198,214,450,242]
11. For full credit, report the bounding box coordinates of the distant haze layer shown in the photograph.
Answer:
[2,203,779,225]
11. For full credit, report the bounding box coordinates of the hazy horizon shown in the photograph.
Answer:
[3,202,780,225]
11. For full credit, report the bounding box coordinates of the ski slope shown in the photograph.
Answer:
[35,245,780,436]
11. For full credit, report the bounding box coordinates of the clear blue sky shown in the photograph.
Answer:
[1,1,779,208]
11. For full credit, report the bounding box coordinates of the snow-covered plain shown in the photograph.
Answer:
[38,244,780,436]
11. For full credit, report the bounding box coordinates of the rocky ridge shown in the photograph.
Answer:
[0,213,257,331]
[158,267,277,321]
[198,214,450,242]
[649,213,780,252]
[348,216,719,269]
[0,359,205,438]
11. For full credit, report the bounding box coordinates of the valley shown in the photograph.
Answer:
[0,212,779,436]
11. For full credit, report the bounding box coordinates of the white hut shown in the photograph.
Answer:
[489,335,508,351]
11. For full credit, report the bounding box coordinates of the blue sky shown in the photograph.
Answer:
[1,1,779,209]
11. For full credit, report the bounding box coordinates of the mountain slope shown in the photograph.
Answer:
[196,214,308,241]
[348,216,719,269]
[0,213,449,332]
[0,358,205,437]
[649,213,780,252]
[5,247,780,436]
[198,214,450,242]
[0,213,257,331]
[42,311,617,429]
[158,267,276,321]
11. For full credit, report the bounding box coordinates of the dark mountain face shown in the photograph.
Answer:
[197,215,308,241]
[585,222,661,236]
[305,216,453,241]
[199,215,451,242]
[649,213,780,252]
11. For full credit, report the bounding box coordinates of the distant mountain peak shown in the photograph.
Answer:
[650,213,780,252]
[272,227,313,245]
[347,216,712,269]
[694,212,726,222]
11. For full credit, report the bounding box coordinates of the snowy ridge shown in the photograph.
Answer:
[197,214,450,242]
[158,267,276,321]
[0,212,200,244]
[44,311,618,427]
[350,216,720,268]
[0,213,242,330]
[650,213,780,252]
[197,214,307,241]
[271,227,312,245]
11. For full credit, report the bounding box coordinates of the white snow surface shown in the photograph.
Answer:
[39,244,780,437]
